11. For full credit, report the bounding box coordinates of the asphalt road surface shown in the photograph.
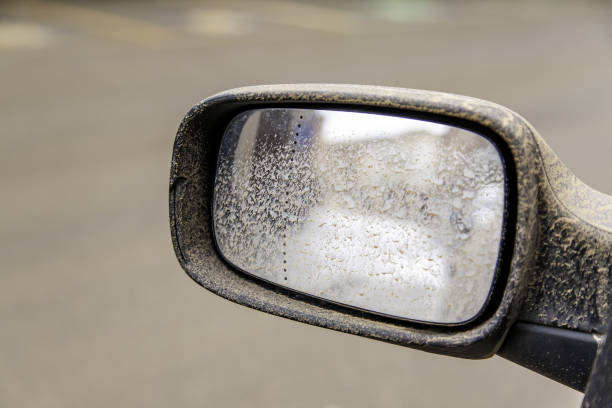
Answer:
[2,1,611,407]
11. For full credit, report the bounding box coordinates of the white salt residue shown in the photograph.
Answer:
[213,109,505,324]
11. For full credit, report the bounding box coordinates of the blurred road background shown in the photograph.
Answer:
[2,1,611,407]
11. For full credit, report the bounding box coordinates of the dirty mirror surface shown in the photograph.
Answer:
[213,108,505,324]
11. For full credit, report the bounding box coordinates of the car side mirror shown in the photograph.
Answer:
[169,84,612,393]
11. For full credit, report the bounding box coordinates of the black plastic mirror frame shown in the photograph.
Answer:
[169,84,540,359]
[171,85,612,366]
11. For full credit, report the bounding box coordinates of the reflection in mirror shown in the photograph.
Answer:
[213,109,505,324]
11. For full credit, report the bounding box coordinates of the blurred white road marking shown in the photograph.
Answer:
[0,22,52,49]
[257,1,362,35]
[24,1,183,48]
[370,0,442,23]
[187,9,253,37]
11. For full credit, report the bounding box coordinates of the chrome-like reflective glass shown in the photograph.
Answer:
[213,109,505,324]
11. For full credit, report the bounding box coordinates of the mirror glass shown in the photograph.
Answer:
[213,108,505,324]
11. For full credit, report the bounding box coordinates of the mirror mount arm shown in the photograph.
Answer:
[581,311,612,406]
[497,321,598,392]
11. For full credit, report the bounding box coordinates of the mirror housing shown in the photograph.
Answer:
[169,84,612,365]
